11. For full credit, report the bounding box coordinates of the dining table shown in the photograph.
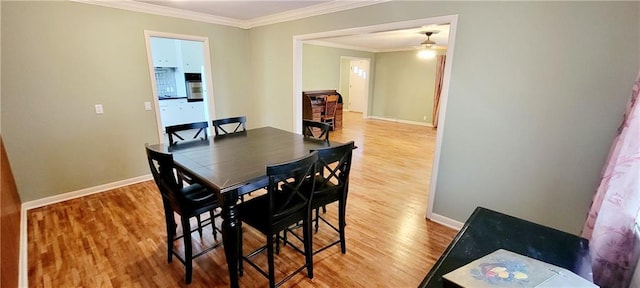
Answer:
[147,126,338,288]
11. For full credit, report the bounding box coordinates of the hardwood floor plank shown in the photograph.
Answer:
[27,112,457,287]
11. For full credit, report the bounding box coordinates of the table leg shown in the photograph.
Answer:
[222,191,241,288]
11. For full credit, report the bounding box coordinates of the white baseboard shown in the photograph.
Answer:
[428,212,464,231]
[19,174,153,287]
[368,116,435,127]
[19,206,27,288]
[22,174,153,210]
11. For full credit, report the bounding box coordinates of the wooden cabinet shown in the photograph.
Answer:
[150,38,178,67]
[302,90,343,129]
[181,40,204,73]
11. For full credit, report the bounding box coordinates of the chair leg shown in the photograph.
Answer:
[196,214,203,237]
[303,218,314,278]
[238,226,244,277]
[339,201,347,254]
[210,210,217,240]
[315,208,320,233]
[267,234,276,288]
[182,216,193,284]
[163,204,176,263]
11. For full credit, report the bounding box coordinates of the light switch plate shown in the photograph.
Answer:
[95,104,104,114]
[144,102,152,111]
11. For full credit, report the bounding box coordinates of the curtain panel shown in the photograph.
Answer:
[582,75,640,288]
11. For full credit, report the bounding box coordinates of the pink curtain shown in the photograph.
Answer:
[582,75,640,288]
[432,55,446,128]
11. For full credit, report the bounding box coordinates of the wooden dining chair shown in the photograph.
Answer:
[212,116,246,136]
[284,141,355,255]
[237,151,318,288]
[165,121,209,147]
[145,145,222,284]
[302,119,331,142]
[321,95,339,130]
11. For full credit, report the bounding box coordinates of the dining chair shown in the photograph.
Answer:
[285,141,355,255]
[302,119,331,142]
[321,95,339,130]
[237,151,318,288]
[212,116,247,136]
[165,121,209,147]
[145,145,222,284]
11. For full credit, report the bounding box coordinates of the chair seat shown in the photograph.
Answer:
[296,176,341,208]
[238,194,306,234]
[182,183,215,201]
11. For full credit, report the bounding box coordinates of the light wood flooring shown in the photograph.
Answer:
[27,112,457,287]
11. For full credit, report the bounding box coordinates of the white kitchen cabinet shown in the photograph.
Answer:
[159,99,206,128]
[150,37,178,67]
[181,40,204,73]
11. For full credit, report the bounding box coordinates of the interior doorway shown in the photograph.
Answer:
[143,31,216,144]
[292,15,458,223]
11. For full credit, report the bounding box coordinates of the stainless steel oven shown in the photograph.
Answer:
[185,73,203,101]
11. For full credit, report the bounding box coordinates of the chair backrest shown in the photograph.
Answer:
[165,121,209,147]
[266,151,318,229]
[302,119,330,141]
[312,141,355,199]
[145,145,188,212]
[324,95,339,118]
[212,116,247,136]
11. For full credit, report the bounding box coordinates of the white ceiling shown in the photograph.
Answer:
[86,0,449,52]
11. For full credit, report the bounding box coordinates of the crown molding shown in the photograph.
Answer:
[248,0,390,28]
[305,39,379,53]
[71,0,250,28]
[70,0,390,29]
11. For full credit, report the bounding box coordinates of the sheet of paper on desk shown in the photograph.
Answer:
[442,249,598,288]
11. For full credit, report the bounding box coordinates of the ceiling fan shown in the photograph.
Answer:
[417,31,446,50]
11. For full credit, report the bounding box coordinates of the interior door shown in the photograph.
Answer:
[349,59,368,113]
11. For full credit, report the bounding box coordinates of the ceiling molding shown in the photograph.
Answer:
[70,0,390,29]
[305,40,379,53]
[305,39,431,54]
[247,0,390,28]
[71,0,249,28]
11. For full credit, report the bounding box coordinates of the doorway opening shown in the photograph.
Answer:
[144,31,216,144]
[292,15,458,223]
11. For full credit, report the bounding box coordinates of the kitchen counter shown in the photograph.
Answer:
[159,96,187,100]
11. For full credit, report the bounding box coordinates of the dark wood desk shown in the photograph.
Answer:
[419,207,592,288]
[148,127,337,288]
[302,90,343,129]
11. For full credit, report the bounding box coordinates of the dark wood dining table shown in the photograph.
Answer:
[147,126,337,288]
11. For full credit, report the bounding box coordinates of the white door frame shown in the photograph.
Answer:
[143,30,216,144]
[292,15,458,223]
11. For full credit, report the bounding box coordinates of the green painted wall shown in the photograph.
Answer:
[339,58,351,108]
[372,50,437,124]
[247,1,639,234]
[302,44,374,110]
[1,1,250,201]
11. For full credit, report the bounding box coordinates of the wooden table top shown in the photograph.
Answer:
[148,126,334,195]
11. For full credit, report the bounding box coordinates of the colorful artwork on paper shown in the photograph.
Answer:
[471,260,533,285]
[443,249,559,287]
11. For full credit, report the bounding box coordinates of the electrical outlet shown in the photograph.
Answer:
[423,115,427,120]
[95,104,104,114]
[144,102,152,111]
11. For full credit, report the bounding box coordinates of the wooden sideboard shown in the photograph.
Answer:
[302,90,343,129]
